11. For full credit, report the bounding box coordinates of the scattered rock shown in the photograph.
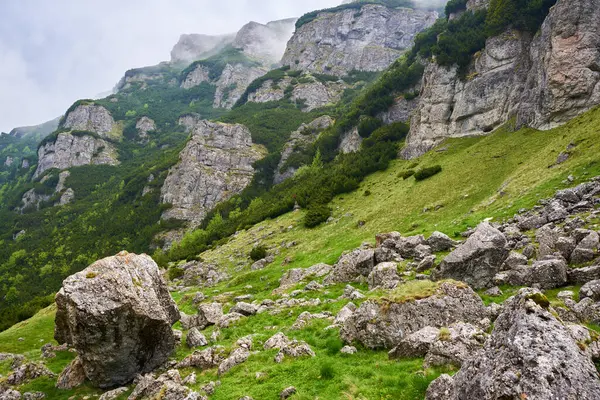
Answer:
[218,347,251,375]
[388,326,440,359]
[274,340,315,363]
[325,249,375,284]
[55,357,85,389]
[280,386,297,399]
[434,223,509,289]
[367,262,401,290]
[340,346,357,354]
[99,387,128,400]
[7,362,55,386]
[186,328,208,348]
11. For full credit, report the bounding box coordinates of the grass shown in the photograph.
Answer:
[4,106,600,398]
[197,107,600,297]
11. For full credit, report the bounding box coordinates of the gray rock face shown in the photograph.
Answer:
[282,5,438,76]
[136,117,156,139]
[213,64,269,109]
[34,132,118,178]
[341,282,488,349]
[405,0,600,158]
[247,78,289,104]
[291,80,349,111]
[274,115,334,184]
[517,0,600,130]
[160,120,263,226]
[54,251,180,388]
[434,222,509,289]
[378,95,419,124]
[170,33,235,64]
[61,104,117,138]
[338,127,363,154]
[388,326,440,359]
[404,29,532,158]
[180,64,211,89]
[426,288,600,400]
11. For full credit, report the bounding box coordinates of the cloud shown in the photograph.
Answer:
[0,0,341,132]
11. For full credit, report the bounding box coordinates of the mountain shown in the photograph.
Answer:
[2,0,600,398]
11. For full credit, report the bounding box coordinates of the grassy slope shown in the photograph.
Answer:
[2,106,600,399]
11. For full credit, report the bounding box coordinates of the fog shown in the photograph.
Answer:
[0,0,449,133]
[0,0,341,133]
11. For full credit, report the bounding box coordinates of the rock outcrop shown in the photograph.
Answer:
[213,64,269,109]
[282,5,437,76]
[34,132,118,178]
[404,0,600,158]
[274,115,334,184]
[160,120,263,225]
[426,289,600,399]
[341,281,488,349]
[54,252,180,388]
[61,104,117,139]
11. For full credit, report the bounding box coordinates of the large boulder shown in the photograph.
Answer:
[426,288,600,399]
[54,251,180,388]
[434,223,509,289]
[341,281,488,349]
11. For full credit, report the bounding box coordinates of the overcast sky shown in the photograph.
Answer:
[0,0,341,133]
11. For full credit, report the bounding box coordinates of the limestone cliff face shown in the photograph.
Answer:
[281,5,438,76]
[213,64,269,109]
[247,74,350,112]
[34,133,118,178]
[403,0,600,158]
[160,120,263,225]
[517,0,600,130]
[170,33,236,64]
[61,104,118,139]
[274,115,334,184]
[403,29,532,158]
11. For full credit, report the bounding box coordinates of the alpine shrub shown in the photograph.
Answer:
[414,165,442,181]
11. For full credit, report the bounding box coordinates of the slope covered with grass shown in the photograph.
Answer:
[3,106,599,399]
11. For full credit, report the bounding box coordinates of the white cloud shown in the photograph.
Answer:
[0,0,341,132]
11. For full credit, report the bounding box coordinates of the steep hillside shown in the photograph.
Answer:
[3,0,600,398]
[2,105,600,399]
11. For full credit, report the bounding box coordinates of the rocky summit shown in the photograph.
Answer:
[4,0,600,398]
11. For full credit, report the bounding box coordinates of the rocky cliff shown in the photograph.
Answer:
[34,133,118,178]
[247,74,351,111]
[61,104,120,140]
[34,104,120,178]
[281,5,438,76]
[160,120,264,225]
[403,0,600,158]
